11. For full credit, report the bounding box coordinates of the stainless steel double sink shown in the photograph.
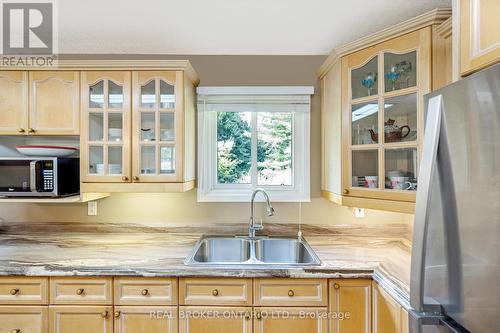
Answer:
[184,235,321,267]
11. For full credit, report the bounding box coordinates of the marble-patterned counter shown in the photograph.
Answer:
[0,222,412,308]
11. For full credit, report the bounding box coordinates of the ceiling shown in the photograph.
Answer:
[57,0,451,55]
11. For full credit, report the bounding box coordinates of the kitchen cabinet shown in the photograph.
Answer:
[0,277,48,305]
[0,306,48,333]
[49,306,113,333]
[180,278,252,306]
[320,9,452,213]
[115,306,178,333]
[253,307,328,333]
[114,277,178,306]
[254,278,327,307]
[49,277,113,305]
[372,282,408,333]
[0,71,79,136]
[432,18,453,89]
[29,71,80,135]
[460,0,500,75]
[80,71,132,183]
[179,306,252,333]
[0,71,28,135]
[329,279,371,333]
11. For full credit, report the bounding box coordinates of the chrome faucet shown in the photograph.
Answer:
[248,188,275,238]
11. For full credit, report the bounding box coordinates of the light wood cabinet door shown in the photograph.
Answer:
[372,282,402,333]
[254,279,327,307]
[114,306,177,333]
[329,279,371,333]
[50,277,112,305]
[179,278,252,306]
[0,277,48,305]
[0,71,29,135]
[179,306,251,333]
[132,71,184,183]
[29,71,80,135]
[114,277,178,306]
[460,0,500,75]
[49,306,112,333]
[80,71,132,183]
[254,307,327,333]
[0,306,48,333]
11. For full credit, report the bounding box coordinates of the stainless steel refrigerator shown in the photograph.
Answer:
[409,63,500,333]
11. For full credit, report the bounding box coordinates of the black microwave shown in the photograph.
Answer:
[0,157,79,197]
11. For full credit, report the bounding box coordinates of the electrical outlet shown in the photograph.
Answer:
[354,208,365,218]
[87,201,97,216]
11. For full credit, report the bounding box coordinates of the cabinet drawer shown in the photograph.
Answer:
[0,277,48,305]
[0,306,48,333]
[49,306,112,333]
[254,279,327,306]
[180,278,252,306]
[114,277,178,305]
[50,277,112,305]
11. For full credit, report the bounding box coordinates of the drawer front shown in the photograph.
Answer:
[115,306,178,333]
[254,279,327,306]
[114,278,178,305]
[0,277,48,305]
[180,278,252,306]
[0,306,48,333]
[50,277,112,305]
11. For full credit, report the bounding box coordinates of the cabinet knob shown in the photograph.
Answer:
[18,128,25,133]
[343,189,349,195]
[133,176,139,181]
[76,288,84,295]
[11,329,21,333]
[28,128,35,134]
[256,312,262,320]
[288,289,295,297]
[212,289,219,296]
[244,312,251,320]
[114,311,121,318]
[333,283,340,290]
[101,311,108,318]
[141,289,149,296]
[10,288,20,295]
[122,176,129,181]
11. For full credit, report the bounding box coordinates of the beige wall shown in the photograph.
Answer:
[0,55,413,225]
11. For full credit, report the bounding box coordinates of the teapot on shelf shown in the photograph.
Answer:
[368,119,411,143]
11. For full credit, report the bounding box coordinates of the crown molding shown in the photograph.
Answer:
[318,7,452,78]
[435,17,452,39]
[0,59,200,84]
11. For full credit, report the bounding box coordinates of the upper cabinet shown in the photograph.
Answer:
[29,71,80,135]
[0,71,79,135]
[132,71,183,183]
[0,71,28,135]
[460,0,500,75]
[320,9,451,213]
[80,71,132,183]
[342,29,430,205]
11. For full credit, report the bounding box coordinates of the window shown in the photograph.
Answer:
[197,86,312,202]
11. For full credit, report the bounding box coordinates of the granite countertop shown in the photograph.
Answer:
[0,222,412,308]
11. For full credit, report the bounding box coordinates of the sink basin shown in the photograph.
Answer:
[192,237,251,263]
[254,238,318,264]
[185,235,321,267]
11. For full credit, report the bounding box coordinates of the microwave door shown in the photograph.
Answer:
[0,160,32,193]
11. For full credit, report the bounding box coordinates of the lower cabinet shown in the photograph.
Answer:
[179,306,252,333]
[0,306,48,333]
[115,306,178,333]
[329,279,371,333]
[253,307,328,333]
[49,306,113,333]
[372,282,408,333]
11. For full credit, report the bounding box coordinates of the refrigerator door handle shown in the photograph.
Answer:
[410,95,443,312]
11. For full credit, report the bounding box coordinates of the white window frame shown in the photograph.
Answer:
[197,86,312,202]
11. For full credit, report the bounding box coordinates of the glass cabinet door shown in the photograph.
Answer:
[344,28,430,201]
[81,72,131,182]
[132,71,181,182]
